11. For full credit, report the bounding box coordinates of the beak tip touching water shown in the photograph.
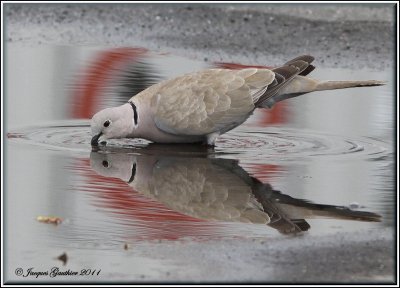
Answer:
[91,133,102,147]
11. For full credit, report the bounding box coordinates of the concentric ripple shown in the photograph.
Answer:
[215,127,390,162]
[7,120,390,161]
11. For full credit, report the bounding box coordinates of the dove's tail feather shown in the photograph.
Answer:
[256,54,386,109]
[315,79,386,91]
[270,190,382,222]
[257,77,386,108]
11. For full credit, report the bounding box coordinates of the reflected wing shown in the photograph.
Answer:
[150,69,275,135]
[145,158,271,224]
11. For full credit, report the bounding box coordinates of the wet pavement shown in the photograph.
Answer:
[4,44,395,282]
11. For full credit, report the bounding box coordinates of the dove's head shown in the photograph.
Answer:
[90,103,135,146]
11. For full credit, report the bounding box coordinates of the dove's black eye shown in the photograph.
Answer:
[102,160,109,168]
[103,120,110,127]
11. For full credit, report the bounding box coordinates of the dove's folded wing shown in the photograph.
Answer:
[150,69,275,136]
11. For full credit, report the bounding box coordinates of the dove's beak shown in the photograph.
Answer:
[91,132,103,147]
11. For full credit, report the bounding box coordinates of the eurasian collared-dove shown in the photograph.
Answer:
[90,145,381,234]
[91,55,384,146]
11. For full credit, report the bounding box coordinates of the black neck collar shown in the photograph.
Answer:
[129,101,138,126]
[127,163,137,184]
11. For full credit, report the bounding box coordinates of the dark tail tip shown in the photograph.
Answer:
[285,55,315,65]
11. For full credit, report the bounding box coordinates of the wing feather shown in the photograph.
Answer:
[151,68,275,136]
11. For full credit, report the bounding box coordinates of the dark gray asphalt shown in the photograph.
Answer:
[5,4,395,69]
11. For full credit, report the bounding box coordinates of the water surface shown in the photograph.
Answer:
[5,44,394,282]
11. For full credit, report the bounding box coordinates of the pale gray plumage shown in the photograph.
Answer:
[90,147,381,234]
[91,151,270,224]
[90,55,385,146]
[152,68,274,136]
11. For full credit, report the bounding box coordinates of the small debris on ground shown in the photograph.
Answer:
[57,252,68,265]
[36,216,63,225]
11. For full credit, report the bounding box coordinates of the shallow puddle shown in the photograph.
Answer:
[5,44,394,281]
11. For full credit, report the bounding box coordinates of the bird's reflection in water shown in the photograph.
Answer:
[90,144,381,235]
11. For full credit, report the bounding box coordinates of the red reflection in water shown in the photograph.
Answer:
[245,163,283,183]
[72,47,147,119]
[75,159,218,241]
